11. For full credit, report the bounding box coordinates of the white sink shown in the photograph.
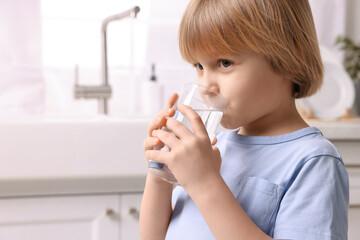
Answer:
[0,116,151,181]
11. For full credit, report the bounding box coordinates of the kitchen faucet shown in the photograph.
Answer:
[74,6,141,114]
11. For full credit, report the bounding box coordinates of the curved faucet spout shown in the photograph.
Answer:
[74,6,141,115]
[102,6,140,86]
[102,6,140,31]
[100,6,141,114]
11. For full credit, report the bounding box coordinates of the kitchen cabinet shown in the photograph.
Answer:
[120,194,142,240]
[344,166,360,240]
[0,193,142,240]
[328,139,360,240]
[349,206,360,240]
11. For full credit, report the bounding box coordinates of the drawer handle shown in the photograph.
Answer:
[129,207,140,219]
[345,164,360,168]
[350,204,360,209]
[96,208,117,220]
[105,208,115,216]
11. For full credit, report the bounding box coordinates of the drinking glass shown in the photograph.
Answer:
[148,83,227,185]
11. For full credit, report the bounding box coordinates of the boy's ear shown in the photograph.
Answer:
[293,83,300,96]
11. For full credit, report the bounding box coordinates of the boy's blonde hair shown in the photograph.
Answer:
[178,0,323,98]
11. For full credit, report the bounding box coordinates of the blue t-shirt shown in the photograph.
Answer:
[165,127,349,240]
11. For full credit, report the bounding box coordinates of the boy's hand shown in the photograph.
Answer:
[142,93,178,166]
[145,104,222,191]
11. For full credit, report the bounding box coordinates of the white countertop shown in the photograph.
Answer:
[0,118,359,198]
[0,117,151,198]
[306,119,360,140]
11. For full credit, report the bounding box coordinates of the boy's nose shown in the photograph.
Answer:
[201,72,220,93]
[198,82,221,102]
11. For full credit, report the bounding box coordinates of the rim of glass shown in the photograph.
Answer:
[183,82,228,108]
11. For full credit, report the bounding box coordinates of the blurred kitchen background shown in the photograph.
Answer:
[1,0,198,117]
[0,0,358,118]
[0,0,360,240]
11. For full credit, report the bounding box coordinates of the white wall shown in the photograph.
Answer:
[309,0,346,60]
[0,0,44,115]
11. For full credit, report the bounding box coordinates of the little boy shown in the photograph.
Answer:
[140,0,349,239]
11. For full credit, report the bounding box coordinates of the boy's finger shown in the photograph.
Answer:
[145,149,170,165]
[177,104,208,137]
[143,137,162,150]
[212,136,217,145]
[164,117,192,140]
[147,93,178,137]
[152,128,180,150]
[147,109,175,136]
[166,93,179,108]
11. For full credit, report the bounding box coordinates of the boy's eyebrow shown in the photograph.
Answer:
[217,56,234,60]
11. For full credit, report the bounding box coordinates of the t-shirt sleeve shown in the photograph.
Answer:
[273,156,349,240]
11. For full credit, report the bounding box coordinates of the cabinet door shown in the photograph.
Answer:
[0,195,119,240]
[349,206,360,240]
[120,193,142,240]
[348,167,360,240]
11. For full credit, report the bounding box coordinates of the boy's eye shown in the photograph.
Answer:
[220,60,232,68]
[196,63,204,71]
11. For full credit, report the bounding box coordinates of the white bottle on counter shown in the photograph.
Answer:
[140,63,164,116]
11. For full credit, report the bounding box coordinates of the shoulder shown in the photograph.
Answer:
[293,130,342,164]
[290,134,346,181]
[285,135,349,199]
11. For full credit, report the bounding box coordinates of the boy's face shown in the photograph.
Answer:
[194,52,294,131]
